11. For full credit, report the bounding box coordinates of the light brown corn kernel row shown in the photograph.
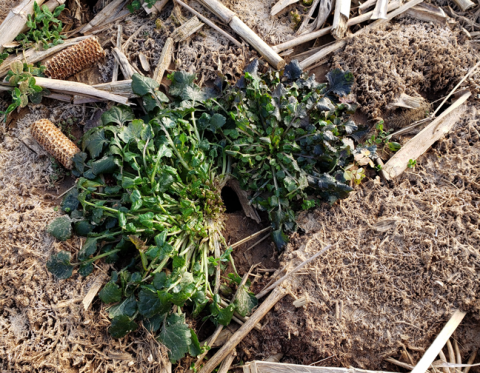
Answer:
[44,37,106,80]
[31,119,81,170]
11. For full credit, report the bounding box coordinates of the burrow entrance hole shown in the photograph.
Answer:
[221,186,242,213]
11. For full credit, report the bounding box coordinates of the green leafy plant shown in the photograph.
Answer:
[365,121,401,153]
[16,1,66,50]
[46,62,371,362]
[46,73,257,363]
[0,61,48,122]
[408,159,417,169]
[208,61,374,249]
[128,0,157,12]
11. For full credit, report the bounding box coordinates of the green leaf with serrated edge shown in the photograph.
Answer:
[99,282,122,304]
[109,315,138,338]
[138,288,163,318]
[118,119,145,143]
[107,295,137,318]
[326,69,354,97]
[46,216,72,241]
[157,313,192,363]
[217,303,235,326]
[47,251,73,279]
[101,106,135,126]
[234,286,258,317]
[132,73,159,96]
[82,129,108,158]
[153,272,168,289]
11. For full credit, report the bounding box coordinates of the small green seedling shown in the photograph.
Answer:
[366,121,401,153]
[407,159,417,169]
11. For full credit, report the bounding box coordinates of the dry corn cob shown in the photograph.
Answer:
[44,37,106,80]
[31,119,81,169]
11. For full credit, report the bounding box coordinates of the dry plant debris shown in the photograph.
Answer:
[44,37,106,80]
[0,108,169,372]
[30,118,81,169]
[333,19,478,118]
[240,104,480,369]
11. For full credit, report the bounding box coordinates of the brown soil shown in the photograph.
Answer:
[239,103,480,370]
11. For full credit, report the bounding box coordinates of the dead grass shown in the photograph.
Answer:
[334,20,478,119]
[240,104,480,369]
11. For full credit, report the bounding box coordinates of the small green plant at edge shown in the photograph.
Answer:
[0,61,49,122]
[408,159,417,169]
[46,61,377,364]
[15,1,66,50]
[365,121,401,153]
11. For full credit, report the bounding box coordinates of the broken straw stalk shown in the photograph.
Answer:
[272,0,400,53]
[0,0,47,53]
[332,0,351,39]
[199,0,285,69]
[298,0,424,69]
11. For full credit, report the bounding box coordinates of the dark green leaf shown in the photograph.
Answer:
[99,282,122,304]
[46,251,73,279]
[157,313,192,363]
[234,286,258,317]
[108,295,137,318]
[109,315,138,338]
[132,73,159,96]
[101,106,135,126]
[326,69,354,97]
[82,129,108,158]
[46,216,72,241]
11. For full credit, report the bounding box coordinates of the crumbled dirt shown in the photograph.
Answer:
[333,20,478,119]
[0,0,21,24]
[239,104,480,369]
[0,107,169,372]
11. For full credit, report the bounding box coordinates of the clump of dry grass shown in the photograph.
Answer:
[334,20,478,118]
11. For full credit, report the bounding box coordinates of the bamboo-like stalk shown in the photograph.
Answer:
[81,0,125,34]
[112,47,135,80]
[295,0,321,35]
[174,0,242,47]
[199,0,285,69]
[218,350,236,373]
[464,350,477,373]
[31,77,129,104]
[153,37,174,85]
[371,0,388,19]
[452,0,475,11]
[45,92,72,102]
[112,25,123,82]
[0,0,47,53]
[89,9,130,35]
[315,0,334,30]
[358,0,376,13]
[299,0,424,69]
[171,16,204,42]
[198,287,286,373]
[93,80,135,97]
[405,3,447,24]
[331,0,351,39]
[0,35,91,77]
[272,0,399,52]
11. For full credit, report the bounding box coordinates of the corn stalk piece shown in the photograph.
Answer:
[331,0,351,39]
[0,0,47,53]
[171,16,204,42]
[31,119,81,169]
[44,37,105,80]
[80,0,125,34]
[153,37,174,85]
[199,0,285,69]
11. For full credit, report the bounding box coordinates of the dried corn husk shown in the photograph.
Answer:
[44,37,105,80]
[30,119,80,169]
